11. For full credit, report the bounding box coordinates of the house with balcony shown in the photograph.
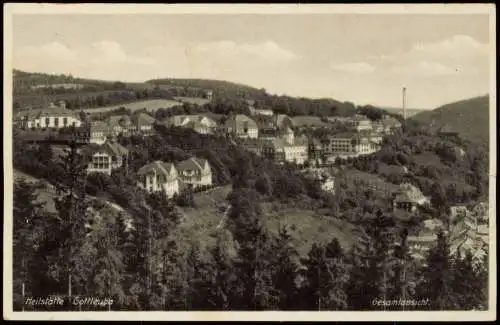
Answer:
[137,160,180,198]
[175,157,213,189]
[83,140,129,176]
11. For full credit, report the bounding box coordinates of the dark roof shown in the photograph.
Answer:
[18,105,77,119]
[176,157,209,172]
[80,140,129,157]
[137,160,176,176]
[131,113,156,126]
[108,115,131,126]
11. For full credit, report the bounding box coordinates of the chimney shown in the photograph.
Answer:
[402,86,407,120]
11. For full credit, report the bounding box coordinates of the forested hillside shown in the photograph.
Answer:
[411,95,489,145]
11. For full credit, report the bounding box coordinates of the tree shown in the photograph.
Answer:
[52,140,91,309]
[430,183,448,214]
[417,229,456,310]
[301,239,349,310]
[227,188,276,309]
[388,228,417,310]
[270,226,299,310]
[346,212,395,310]
[79,203,126,310]
[255,172,273,197]
[206,229,238,310]
[12,180,48,310]
[451,250,488,310]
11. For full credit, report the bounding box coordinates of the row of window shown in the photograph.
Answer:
[91,162,110,169]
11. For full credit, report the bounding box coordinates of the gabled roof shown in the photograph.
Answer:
[18,105,77,119]
[224,114,258,129]
[176,157,209,173]
[108,115,131,126]
[88,121,110,133]
[104,141,129,156]
[394,183,425,203]
[81,140,128,157]
[137,160,176,177]
[131,113,155,126]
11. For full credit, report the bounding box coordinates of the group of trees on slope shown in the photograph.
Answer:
[14,158,488,310]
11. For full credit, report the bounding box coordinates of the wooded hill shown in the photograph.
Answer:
[411,95,490,145]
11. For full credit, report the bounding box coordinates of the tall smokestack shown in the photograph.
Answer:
[402,86,407,120]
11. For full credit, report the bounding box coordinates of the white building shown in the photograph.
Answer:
[82,141,129,176]
[262,127,308,165]
[176,157,213,189]
[222,114,259,139]
[137,161,180,198]
[18,101,82,129]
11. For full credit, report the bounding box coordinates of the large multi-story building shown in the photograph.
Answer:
[320,132,380,157]
[17,101,82,130]
[349,115,373,132]
[79,121,110,145]
[262,127,308,165]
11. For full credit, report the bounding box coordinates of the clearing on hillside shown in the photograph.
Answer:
[83,99,181,114]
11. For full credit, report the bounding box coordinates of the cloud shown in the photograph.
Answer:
[14,40,157,80]
[371,35,489,77]
[330,61,375,74]
[391,61,458,77]
[18,41,78,62]
[194,40,298,63]
[411,35,489,61]
[90,40,155,65]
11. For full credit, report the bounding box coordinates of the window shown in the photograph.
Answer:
[63,117,68,126]
[54,117,59,127]
[45,117,50,126]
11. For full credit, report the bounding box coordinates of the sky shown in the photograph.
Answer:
[11,13,492,109]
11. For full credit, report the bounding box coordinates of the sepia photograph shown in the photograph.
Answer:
[3,3,496,322]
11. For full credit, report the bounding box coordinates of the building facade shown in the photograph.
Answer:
[18,102,82,130]
[222,114,259,139]
[83,141,129,176]
[137,161,180,198]
[176,157,213,189]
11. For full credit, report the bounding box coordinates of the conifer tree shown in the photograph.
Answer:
[13,180,47,310]
[451,250,488,310]
[52,139,90,309]
[226,188,275,310]
[302,238,349,311]
[270,225,299,310]
[388,228,417,310]
[417,229,456,310]
[207,229,238,310]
